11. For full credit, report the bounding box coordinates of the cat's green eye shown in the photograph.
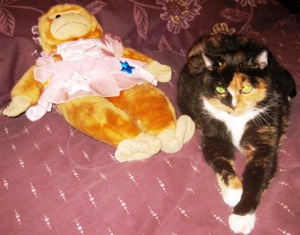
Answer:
[241,85,253,94]
[216,86,226,94]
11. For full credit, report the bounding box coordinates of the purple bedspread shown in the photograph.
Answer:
[1,0,299,234]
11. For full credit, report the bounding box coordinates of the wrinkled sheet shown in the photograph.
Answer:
[0,0,299,234]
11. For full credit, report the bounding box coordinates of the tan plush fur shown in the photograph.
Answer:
[2,4,195,162]
[39,4,103,53]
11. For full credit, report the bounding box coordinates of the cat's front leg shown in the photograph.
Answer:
[229,150,276,234]
[202,135,242,207]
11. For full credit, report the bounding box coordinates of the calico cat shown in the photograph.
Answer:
[177,34,296,234]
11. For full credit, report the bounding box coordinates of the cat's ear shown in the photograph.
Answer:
[202,53,214,70]
[187,39,205,58]
[255,49,268,69]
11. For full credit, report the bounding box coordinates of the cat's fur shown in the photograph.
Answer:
[177,34,296,234]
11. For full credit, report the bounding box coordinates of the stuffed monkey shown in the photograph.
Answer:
[2,4,195,162]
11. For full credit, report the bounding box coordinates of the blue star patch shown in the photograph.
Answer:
[120,61,135,74]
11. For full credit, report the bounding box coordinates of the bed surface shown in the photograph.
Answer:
[1,0,299,234]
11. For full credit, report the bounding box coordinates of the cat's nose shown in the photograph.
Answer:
[229,103,236,110]
[231,98,237,110]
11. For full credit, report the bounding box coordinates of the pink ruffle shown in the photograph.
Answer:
[26,36,157,121]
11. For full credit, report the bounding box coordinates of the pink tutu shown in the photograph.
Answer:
[26,36,157,121]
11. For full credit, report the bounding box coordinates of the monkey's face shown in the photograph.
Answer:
[38,4,103,52]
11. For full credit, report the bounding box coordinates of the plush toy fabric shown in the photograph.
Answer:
[26,37,158,121]
[2,4,195,162]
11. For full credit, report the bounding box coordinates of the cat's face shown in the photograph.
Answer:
[201,50,268,116]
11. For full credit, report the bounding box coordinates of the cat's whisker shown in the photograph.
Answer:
[217,70,225,82]
[254,113,270,127]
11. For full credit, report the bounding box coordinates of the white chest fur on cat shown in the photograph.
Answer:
[203,98,264,149]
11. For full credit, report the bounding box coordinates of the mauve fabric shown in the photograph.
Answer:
[0,0,299,234]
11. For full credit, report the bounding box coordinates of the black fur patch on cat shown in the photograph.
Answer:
[177,34,296,232]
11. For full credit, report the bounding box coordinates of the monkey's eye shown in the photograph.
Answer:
[48,10,79,20]
[216,86,226,94]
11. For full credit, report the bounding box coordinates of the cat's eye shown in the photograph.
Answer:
[216,86,226,94]
[241,85,253,94]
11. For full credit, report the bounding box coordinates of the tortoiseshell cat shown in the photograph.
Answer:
[177,34,296,234]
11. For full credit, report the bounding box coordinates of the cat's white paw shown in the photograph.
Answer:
[229,213,255,234]
[222,187,242,207]
[217,174,243,207]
